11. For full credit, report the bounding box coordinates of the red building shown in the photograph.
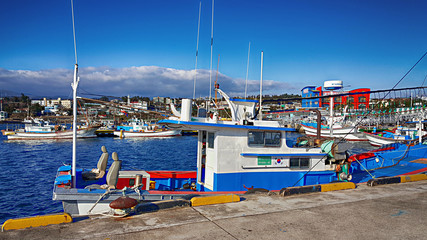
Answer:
[316,87,370,110]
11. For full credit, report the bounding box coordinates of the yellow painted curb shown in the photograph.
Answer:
[401,174,427,183]
[2,213,72,231]
[320,182,356,192]
[191,194,240,207]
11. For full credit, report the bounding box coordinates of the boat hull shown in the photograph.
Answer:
[364,132,412,147]
[113,129,181,138]
[54,169,337,216]
[5,127,98,140]
[349,143,427,183]
[301,124,368,141]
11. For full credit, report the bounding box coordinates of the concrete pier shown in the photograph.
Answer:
[2,180,427,239]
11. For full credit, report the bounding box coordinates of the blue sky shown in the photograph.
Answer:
[0,0,426,98]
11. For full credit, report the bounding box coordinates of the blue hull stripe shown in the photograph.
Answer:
[204,170,337,192]
[241,153,327,157]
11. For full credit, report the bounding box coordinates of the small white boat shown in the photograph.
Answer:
[364,127,419,147]
[4,123,99,140]
[301,123,368,142]
[113,118,181,138]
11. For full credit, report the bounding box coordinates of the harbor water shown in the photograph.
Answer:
[0,123,373,225]
[0,123,199,225]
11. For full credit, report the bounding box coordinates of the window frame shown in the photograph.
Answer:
[207,132,215,149]
[248,131,281,147]
[289,157,310,169]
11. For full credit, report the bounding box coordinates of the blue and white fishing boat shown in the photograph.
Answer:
[113,117,181,138]
[53,89,341,215]
[347,142,427,183]
[364,128,417,147]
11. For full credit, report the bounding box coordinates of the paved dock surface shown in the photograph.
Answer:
[2,181,427,240]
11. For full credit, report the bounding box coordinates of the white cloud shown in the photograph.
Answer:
[0,66,294,98]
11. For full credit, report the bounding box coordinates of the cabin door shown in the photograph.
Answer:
[197,131,215,190]
[197,131,207,186]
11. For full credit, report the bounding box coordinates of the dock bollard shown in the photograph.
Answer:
[368,174,427,187]
[2,213,72,231]
[280,182,356,196]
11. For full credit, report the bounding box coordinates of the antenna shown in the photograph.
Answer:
[215,54,220,105]
[209,0,214,103]
[193,1,201,100]
[245,42,250,99]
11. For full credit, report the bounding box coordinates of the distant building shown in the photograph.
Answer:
[301,81,370,110]
[301,86,320,108]
[32,98,72,108]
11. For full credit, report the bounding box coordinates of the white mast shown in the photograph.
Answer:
[259,51,263,120]
[208,0,214,104]
[193,1,202,100]
[244,42,251,99]
[71,0,79,187]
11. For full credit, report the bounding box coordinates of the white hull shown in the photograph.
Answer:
[6,127,98,140]
[113,129,181,138]
[302,124,368,141]
[364,132,411,147]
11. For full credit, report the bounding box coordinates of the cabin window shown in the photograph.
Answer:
[290,157,310,169]
[207,132,215,149]
[248,131,281,147]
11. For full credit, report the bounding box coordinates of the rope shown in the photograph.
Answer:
[87,190,111,214]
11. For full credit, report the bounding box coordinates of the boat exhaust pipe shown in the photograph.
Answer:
[181,99,192,121]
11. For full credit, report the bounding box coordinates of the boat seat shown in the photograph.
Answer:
[84,152,122,190]
[82,146,109,180]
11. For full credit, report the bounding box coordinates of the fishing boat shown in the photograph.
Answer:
[345,141,427,183]
[364,126,420,147]
[113,118,181,138]
[3,122,99,140]
[301,122,368,141]
[53,90,343,215]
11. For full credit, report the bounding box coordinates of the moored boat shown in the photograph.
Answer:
[301,122,368,141]
[364,127,418,147]
[4,123,100,140]
[113,118,181,138]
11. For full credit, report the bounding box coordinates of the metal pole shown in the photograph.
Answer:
[72,64,78,187]
[259,51,263,120]
[329,96,334,137]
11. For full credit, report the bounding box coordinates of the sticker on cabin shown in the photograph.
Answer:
[258,156,271,165]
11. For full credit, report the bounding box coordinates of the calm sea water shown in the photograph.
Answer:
[0,123,197,225]
[0,123,373,225]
